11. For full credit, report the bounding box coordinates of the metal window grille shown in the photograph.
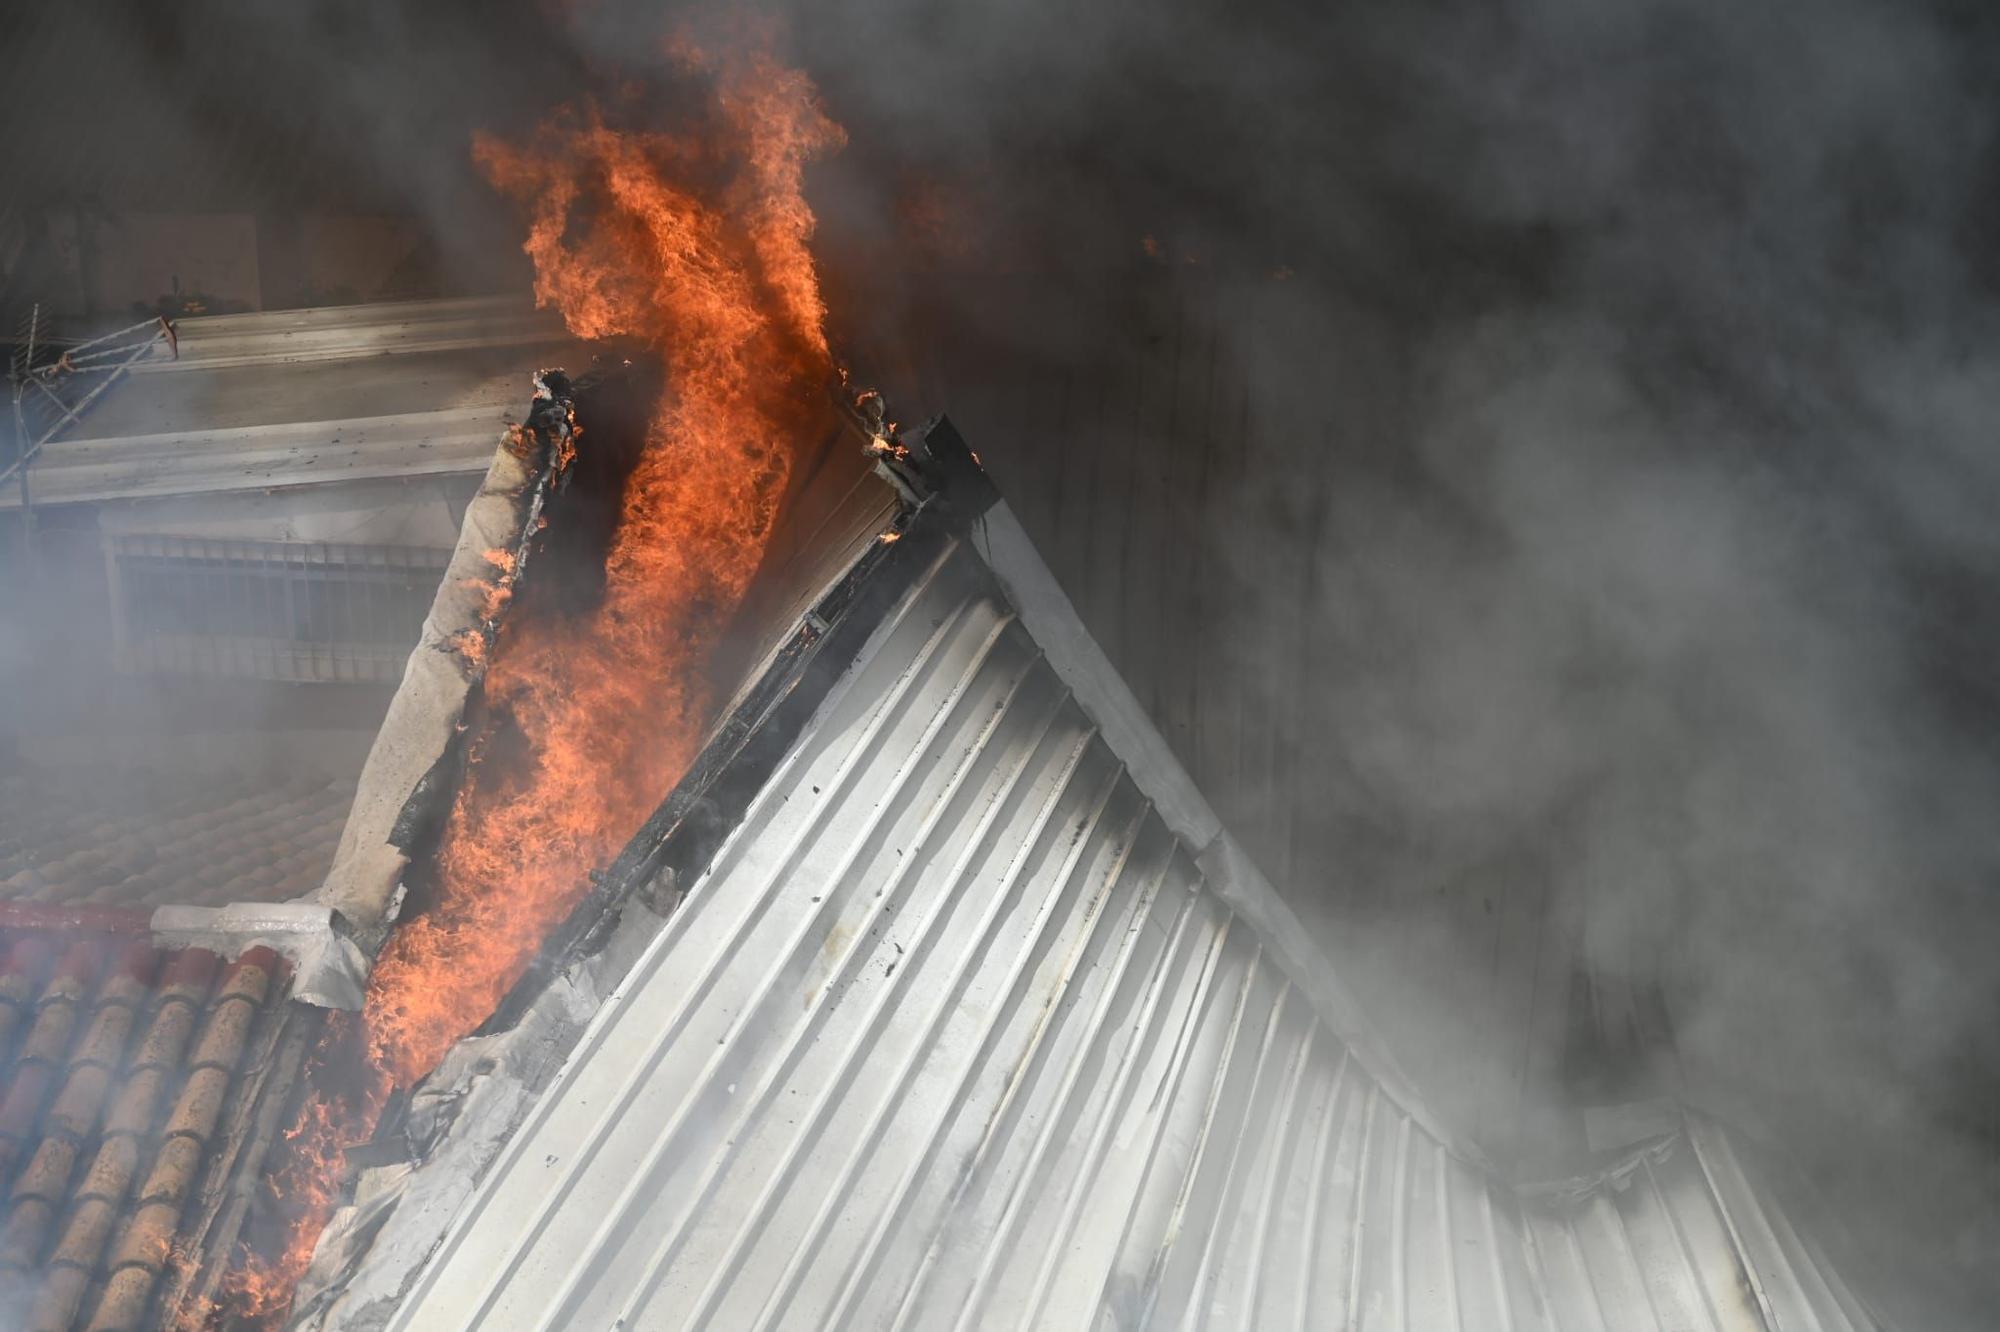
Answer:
[106,535,451,683]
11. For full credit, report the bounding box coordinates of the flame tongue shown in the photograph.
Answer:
[368,41,841,1090]
[224,36,843,1324]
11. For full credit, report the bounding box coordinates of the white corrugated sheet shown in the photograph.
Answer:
[5,296,579,506]
[131,296,571,373]
[380,519,1875,1331]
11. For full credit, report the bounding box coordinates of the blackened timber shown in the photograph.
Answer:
[156,999,320,1330]
[387,744,466,857]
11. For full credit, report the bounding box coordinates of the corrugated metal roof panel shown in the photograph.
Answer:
[134,296,569,374]
[5,296,580,507]
[379,521,1875,1331]
[6,406,516,507]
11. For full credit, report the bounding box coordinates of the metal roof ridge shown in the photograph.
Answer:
[964,492,1480,1165]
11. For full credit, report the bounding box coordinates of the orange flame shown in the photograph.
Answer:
[446,628,487,669]
[378,37,840,1089]
[221,33,841,1325]
[479,546,518,576]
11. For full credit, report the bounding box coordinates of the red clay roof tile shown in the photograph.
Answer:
[0,933,286,1331]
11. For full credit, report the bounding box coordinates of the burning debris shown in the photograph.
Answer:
[215,33,846,1327]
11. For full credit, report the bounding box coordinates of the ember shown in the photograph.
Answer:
[219,31,842,1325]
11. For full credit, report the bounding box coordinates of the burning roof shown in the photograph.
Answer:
[0,30,1885,1331]
[0,375,1885,1325]
[207,39,866,1322]
[278,414,1877,1331]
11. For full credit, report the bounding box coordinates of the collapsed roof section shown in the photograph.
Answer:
[290,414,1880,1331]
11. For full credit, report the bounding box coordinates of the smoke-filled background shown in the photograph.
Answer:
[3,1,1997,1326]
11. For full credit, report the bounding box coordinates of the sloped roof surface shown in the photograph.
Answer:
[0,764,355,909]
[4,296,578,507]
[0,933,288,1331]
[383,522,1876,1331]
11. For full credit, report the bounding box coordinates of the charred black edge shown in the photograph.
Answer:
[482,412,997,1033]
[385,380,568,858]
[388,742,467,855]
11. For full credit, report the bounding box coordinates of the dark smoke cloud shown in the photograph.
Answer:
[733,2,2000,1324]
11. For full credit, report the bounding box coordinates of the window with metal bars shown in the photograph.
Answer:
[107,534,450,683]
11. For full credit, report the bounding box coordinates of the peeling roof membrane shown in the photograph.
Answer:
[303,420,1876,1332]
[312,363,614,941]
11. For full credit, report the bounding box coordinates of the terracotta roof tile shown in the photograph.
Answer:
[0,931,286,1331]
[0,765,356,911]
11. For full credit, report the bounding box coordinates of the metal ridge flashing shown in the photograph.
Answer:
[957,461,1469,1161]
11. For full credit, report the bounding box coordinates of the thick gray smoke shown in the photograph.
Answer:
[730,2,2000,1325]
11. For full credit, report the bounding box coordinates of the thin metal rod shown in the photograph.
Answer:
[27,376,85,430]
[44,324,170,371]
[0,327,165,486]
[11,306,33,542]
[48,314,166,359]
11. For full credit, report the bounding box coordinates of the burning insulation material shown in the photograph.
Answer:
[218,36,844,1326]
